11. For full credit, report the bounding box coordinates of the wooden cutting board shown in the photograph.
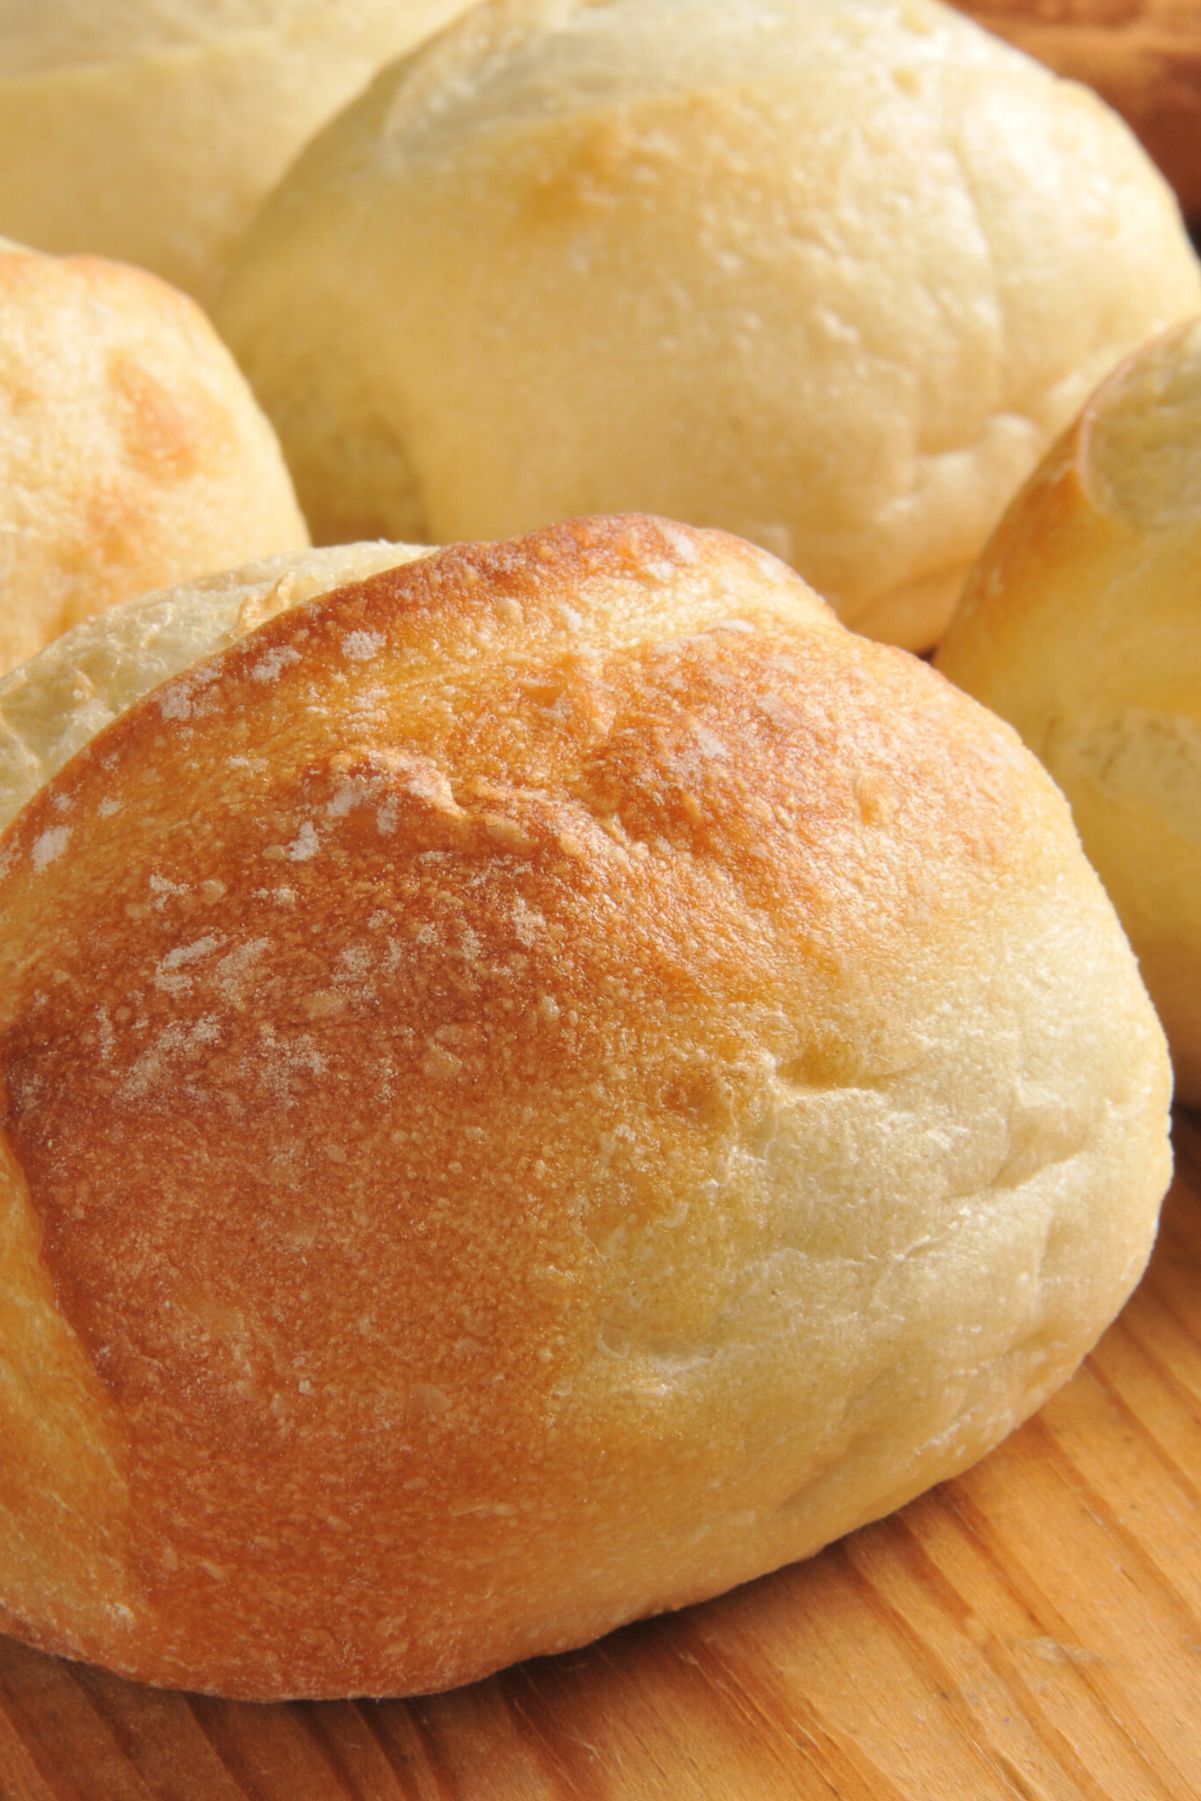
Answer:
[1,1112,1199,1801]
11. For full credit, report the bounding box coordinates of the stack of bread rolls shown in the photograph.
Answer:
[213,0,1201,651]
[0,0,1192,1703]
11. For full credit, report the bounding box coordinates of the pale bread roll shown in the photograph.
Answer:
[0,516,1170,1699]
[0,0,476,300]
[954,1,1201,217]
[0,241,308,677]
[937,318,1201,1107]
[215,0,1201,651]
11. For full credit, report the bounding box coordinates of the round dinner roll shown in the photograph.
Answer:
[0,515,1170,1700]
[0,240,308,677]
[937,318,1201,1108]
[214,0,1201,652]
[0,0,476,301]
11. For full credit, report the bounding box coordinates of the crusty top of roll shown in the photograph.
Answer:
[0,516,1170,1699]
[216,0,1201,650]
[0,241,309,676]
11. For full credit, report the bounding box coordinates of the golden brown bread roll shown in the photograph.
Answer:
[0,0,477,300]
[954,2,1201,217]
[0,240,309,677]
[937,317,1201,1107]
[0,516,1171,1699]
[215,0,1201,651]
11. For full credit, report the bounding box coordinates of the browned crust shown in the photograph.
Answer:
[0,515,1163,1698]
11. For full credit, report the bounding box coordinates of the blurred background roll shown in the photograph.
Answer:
[0,1,475,301]
[215,0,1201,651]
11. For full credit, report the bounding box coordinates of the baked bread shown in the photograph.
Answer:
[937,318,1201,1108]
[0,515,1170,1699]
[0,0,476,300]
[0,240,308,677]
[954,2,1201,218]
[214,0,1201,651]
[0,541,425,826]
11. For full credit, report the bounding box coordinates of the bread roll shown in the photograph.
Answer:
[0,515,1170,1699]
[215,0,1201,652]
[937,318,1201,1107]
[0,0,476,300]
[0,241,308,676]
[0,542,425,828]
[954,2,1201,218]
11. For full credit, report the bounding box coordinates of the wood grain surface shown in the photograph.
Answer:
[1,1112,1198,1801]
